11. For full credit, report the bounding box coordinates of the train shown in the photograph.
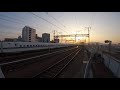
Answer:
[0,42,75,53]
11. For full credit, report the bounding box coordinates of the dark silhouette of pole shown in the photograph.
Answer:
[109,41,112,55]
[85,27,91,44]
[105,40,112,67]
[0,40,3,53]
[88,27,91,44]
[53,30,56,42]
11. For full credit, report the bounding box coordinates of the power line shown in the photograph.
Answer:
[89,12,96,30]
[0,13,57,40]
[0,24,21,31]
[0,16,28,37]
[0,23,21,33]
[74,15,78,28]
[0,13,58,40]
[20,12,53,30]
[29,12,69,34]
[0,17,26,26]
[0,14,46,33]
[0,13,43,31]
[45,12,66,28]
[0,31,20,35]
[0,24,23,33]
[74,15,82,34]
[45,12,75,34]
[0,14,44,30]
[0,14,27,24]
[4,12,44,28]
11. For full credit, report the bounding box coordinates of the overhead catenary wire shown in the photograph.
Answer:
[74,15,81,34]
[0,23,20,29]
[0,17,26,35]
[0,14,47,34]
[29,12,69,34]
[45,12,74,34]
[0,31,20,35]
[0,12,77,36]
[45,12,66,28]
[84,13,96,32]
[0,17,26,26]
[89,12,96,30]
[0,13,56,40]
[0,16,28,39]
[0,14,27,24]
[7,12,48,29]
[0,13,50,32]
[24,12,54,31]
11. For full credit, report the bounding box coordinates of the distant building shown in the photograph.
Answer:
[35,34,38,42]
[37,37,42,42]
[17,36,22,41]
[54,39,59,43]
[36,34,38,39]
[4,38,17,42]
[50,40,55,43]
[35,34,42,42]
[42,33,50,43]
[22,26,36,42]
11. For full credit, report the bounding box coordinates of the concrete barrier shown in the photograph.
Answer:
[0,67,5,78]
[84,46,94,78]
[102,54,120,78]
[86,45,120,78]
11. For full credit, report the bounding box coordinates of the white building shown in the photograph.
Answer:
[42,33,50,43]
[22,26,36,42]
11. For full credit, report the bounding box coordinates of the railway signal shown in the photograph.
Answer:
[105,40,112,53]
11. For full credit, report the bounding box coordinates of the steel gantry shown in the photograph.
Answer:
[55,34,89,43]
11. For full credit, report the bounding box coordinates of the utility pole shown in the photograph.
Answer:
[88,27,91,44]
[75,34,77,43]
[105,40,112,53]
[105,40,112,67]
[109,41,112,55]
[61,32,62,43]
[75,31,78,43]
[58,32,62,43]
[0,40,3,53]
[85,27,91,44]
[53,30,56,42]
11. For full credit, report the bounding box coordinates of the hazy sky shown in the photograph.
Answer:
[0,12,120,44]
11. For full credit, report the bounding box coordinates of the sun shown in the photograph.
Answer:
[76,37,87,43]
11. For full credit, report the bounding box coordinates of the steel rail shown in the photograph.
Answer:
[0,47,77,66]
[83,55,92,78]
[33,48,81,78]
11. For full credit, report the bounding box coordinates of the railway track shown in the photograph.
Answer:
[33,48,81,78]
[1,47,79,77]
[0,46,75,64]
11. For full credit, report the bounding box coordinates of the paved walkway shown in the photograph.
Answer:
[91,54,115,78]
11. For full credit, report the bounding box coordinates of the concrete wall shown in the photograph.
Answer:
[85,44,120,78]
[102,54,120,78]
[84,46,94,78]
[0,67,5,78]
